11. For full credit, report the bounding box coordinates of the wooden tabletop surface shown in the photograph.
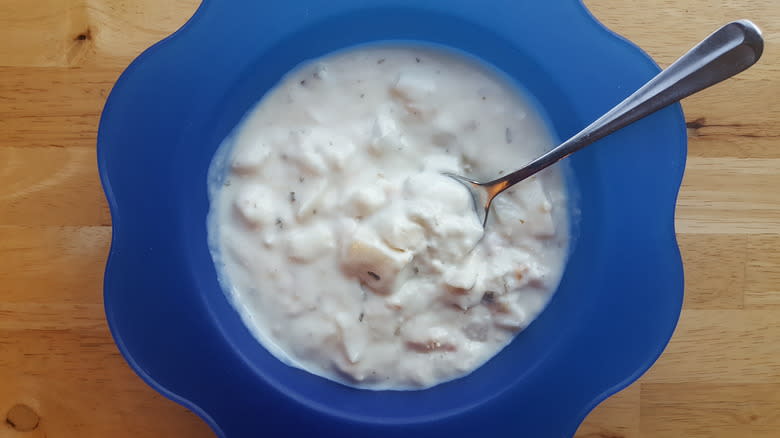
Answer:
[1,1,778,437]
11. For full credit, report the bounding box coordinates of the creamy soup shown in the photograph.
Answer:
[208,46,569,390]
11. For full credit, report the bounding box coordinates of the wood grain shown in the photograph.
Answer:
[677,158,780,234]
[0,226,110,305]
[0,148,110,225]
[0,0,778,437]
[641,383,780,437]
[745,235,780,309]
[678,234,747,309]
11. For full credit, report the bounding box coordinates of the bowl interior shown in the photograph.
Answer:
[177,7,601,421]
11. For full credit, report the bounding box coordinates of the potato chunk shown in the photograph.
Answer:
[341,227,412,295]
[231,141,271,174]
[375,212,426,252]
[391,72,437,102]
[346,184,387,218]
[400,314,461,353]
[286,223,335,263]
[233,184,277,228]
[369,109,406,155]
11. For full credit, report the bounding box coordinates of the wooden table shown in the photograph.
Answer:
[1,1,777,436]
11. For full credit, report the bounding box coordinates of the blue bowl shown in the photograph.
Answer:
[97,0,686,436]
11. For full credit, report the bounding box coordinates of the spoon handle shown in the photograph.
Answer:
[490,20,763,188]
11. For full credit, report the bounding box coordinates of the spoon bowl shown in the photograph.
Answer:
[448,19,763,227]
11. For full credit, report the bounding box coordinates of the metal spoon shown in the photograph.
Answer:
[447,20,763,227]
